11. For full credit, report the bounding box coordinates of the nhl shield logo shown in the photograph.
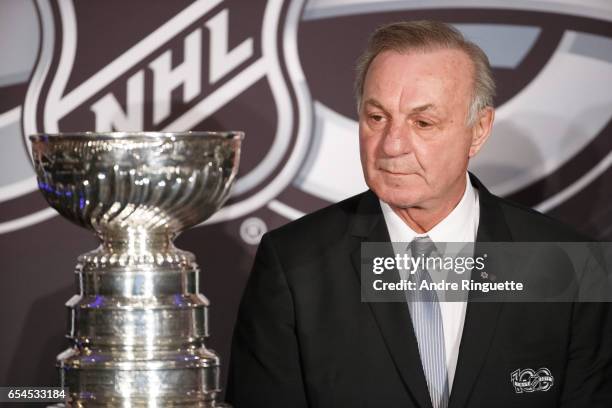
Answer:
[19,0,312,229]
[2,0,612,239]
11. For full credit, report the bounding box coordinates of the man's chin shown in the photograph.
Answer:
[373,188,424,209]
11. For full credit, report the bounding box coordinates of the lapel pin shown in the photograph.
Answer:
[511,368,554,393]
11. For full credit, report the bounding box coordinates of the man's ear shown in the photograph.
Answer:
[469,107,495,158]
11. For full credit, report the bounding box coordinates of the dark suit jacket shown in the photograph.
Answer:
[226,175,612,407]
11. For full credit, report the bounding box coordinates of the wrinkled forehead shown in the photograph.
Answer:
[363,48,475,110]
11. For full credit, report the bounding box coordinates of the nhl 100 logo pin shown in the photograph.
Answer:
[511,367,554,393]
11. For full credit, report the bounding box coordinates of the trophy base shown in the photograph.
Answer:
[64,399,231,407]
[47,402,232,407]
[57,346,225,406]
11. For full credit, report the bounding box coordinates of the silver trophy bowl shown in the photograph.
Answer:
[30,131,243,407]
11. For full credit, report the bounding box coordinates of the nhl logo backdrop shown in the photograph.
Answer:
[0,0,611,393]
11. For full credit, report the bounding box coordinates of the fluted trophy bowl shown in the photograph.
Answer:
[29,132,242,407]
[30,131,242,237]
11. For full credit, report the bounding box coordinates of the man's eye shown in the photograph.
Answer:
[415,120,432,129]
[370,115,384,122]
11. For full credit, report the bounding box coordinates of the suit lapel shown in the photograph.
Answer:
[448,174,512,408]
[349,191,433,408]
[350,176,516,408]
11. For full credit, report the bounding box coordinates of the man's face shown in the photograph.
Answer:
[359,48,491,210]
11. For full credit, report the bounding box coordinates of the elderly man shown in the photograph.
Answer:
[226,21,611,407]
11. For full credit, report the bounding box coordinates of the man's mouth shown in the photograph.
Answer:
[379,168,413,176]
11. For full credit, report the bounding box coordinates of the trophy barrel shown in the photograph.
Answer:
[30,132,242,407]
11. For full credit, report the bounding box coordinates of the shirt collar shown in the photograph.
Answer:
[380,173,480,244]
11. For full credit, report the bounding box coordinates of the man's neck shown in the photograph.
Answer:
[389,177,467,234]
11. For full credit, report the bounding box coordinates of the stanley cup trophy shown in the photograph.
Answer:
[30,131,243,407]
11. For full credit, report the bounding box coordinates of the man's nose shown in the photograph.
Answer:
[382,120,413,157]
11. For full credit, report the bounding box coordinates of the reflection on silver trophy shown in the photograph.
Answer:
[30,131,243,407]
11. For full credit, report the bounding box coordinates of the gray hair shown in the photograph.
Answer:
[354,20,495,125]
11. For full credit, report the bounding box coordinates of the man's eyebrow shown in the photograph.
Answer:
[410,103,436,113]
[362,100,437,114]
[362,98,387,111]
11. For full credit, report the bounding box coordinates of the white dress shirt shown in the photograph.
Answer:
[379,174,480,391]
